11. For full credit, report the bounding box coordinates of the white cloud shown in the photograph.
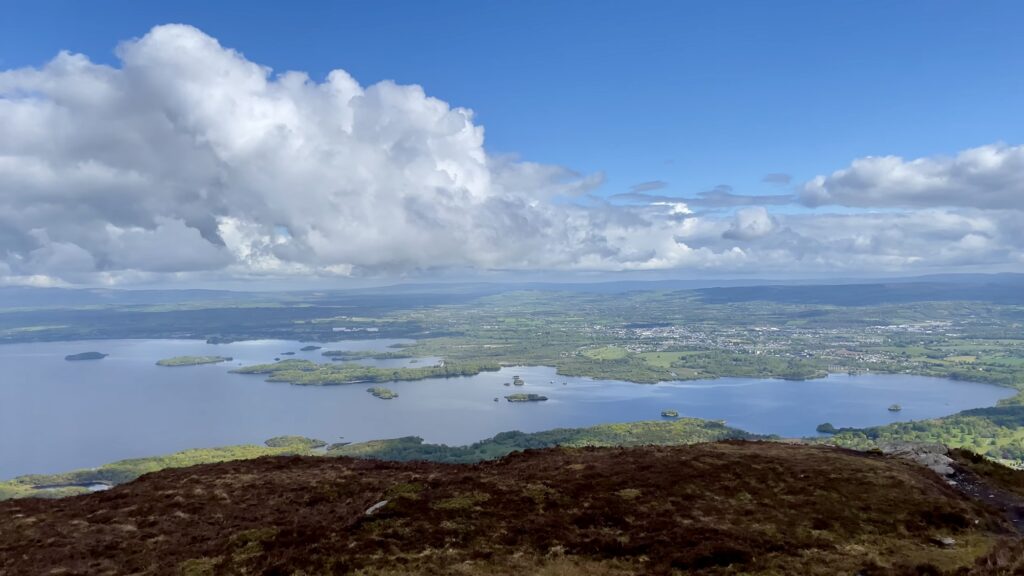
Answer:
[801,143,1024,210]
[0,25,1022,285]
[722,207,777,241]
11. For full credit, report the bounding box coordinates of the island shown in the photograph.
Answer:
[230,359,499,385]
[64,352,107,361]
[888,404,902,412]
[505,393,548,402]
[299,345,322,352]
[155,355,233,367]
[367,386,399,399]
[661,410,679,418]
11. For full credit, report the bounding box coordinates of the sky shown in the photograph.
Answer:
[1,1,1023,287]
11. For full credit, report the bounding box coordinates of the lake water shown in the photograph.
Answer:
[0,338,1015,479]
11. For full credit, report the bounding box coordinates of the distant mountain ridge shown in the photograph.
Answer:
[2,273,1022,308]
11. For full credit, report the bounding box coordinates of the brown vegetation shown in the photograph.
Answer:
[1,442,1023,575]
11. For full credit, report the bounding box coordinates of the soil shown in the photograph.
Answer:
[2,441,1024,575]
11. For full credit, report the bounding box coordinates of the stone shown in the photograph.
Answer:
[877,442,955,476]
[364,500,389,516]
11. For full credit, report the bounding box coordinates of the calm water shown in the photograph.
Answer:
[0,339,1014,479]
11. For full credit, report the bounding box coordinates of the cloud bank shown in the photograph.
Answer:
[800,144,1024,210]
[0,25,1021,286]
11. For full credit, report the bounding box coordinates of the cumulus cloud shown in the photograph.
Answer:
[801,143,1024,210]
[722,207,777,241]
[0,25,1022,285]
[0,24,618,283]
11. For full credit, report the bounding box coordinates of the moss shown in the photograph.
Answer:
[179,557,220,576]
[230,527,279,545]
[433,491,490,511]
[387,482,425,500]
[616,488,642,501]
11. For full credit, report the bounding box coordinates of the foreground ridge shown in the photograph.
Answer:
[2,442,1023,575]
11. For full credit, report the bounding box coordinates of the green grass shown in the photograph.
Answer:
[0,443,318,499]
[582,346,629,360]
[820,404,1024,461]
[636,352,680,368]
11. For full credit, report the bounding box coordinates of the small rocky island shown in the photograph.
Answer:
[505,393,548,402]
[64,352,107,361]
[888,404,903,412]
[661,409,679,418]
[367,386,399,400]
[299,345,322,352]
[155,355,233,367]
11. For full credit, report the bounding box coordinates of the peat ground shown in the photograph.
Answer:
[2,441,1024,575]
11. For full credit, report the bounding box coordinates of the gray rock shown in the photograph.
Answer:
[878,442,955,476]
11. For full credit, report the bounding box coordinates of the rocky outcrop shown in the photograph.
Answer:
[878,442,956,476]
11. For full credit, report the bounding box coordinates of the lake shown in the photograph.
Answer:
[0,338,1015,479]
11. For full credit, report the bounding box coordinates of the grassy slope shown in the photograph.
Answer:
[820,405,1024,463]
[1,442,1020,575]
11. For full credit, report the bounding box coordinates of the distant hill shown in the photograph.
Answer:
[696,279,1024,306]
[3,273,1023,308]
[0,286,254,308]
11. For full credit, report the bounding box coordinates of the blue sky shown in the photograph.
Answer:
[1,1,1022,285]
[5,0,1022,200]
